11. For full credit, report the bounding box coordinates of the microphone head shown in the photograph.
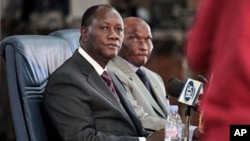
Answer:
[167,77,184,98]
[178,78,203,106]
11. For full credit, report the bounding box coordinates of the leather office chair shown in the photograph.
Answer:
[49,28,80,53]
[0,35,73,141]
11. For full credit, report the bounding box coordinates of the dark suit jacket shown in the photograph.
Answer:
[43,51,149,141]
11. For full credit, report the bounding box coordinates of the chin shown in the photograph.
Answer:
[108,54,117,60]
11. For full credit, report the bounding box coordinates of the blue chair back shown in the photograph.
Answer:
[49,28,80,53]
[0,35,73,141]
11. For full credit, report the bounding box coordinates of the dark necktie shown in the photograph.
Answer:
[136,69,151,92]
[101,71,120,101]
[136,69,156,98]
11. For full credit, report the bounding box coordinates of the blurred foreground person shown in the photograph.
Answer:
[185,0,250,140]
[43,4,164,141]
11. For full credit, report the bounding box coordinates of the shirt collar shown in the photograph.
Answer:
[120,57,142,72]
[78,47,106,75]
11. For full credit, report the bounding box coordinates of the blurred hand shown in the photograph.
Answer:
[146,128,165,141]
[193,127,203,140]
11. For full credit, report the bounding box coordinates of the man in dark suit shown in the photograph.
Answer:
[43,4,164,141]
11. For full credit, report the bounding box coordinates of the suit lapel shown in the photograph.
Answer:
[89,74,121,105]
[145,69,169,118]
[135,74,167,118]
[110,56,167,118]
[73,52,121,107]
[111,73,143,135]
[87,71,142,134]
[73,52,143,135]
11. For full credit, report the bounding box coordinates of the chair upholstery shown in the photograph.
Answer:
[49,28,80,52]
[0,35,73,141]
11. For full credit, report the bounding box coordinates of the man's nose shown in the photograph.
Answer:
[107,29,119,40]
[139,41,148,50]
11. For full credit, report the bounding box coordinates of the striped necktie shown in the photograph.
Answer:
[101,71,120,101]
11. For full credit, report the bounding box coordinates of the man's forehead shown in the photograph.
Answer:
[93,8,122,23]
[95,6,119,18]
[126,25,151,35]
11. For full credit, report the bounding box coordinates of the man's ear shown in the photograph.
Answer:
[81,27,88,41]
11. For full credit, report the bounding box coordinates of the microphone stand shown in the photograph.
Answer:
[184,106,191,140]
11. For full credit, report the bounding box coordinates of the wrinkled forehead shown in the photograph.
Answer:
[125,22,152,37]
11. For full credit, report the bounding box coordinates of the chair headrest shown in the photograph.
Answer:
[1,35,72,88]
[49,28,80,53]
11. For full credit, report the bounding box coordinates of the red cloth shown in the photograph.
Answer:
[185,0,250,140]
